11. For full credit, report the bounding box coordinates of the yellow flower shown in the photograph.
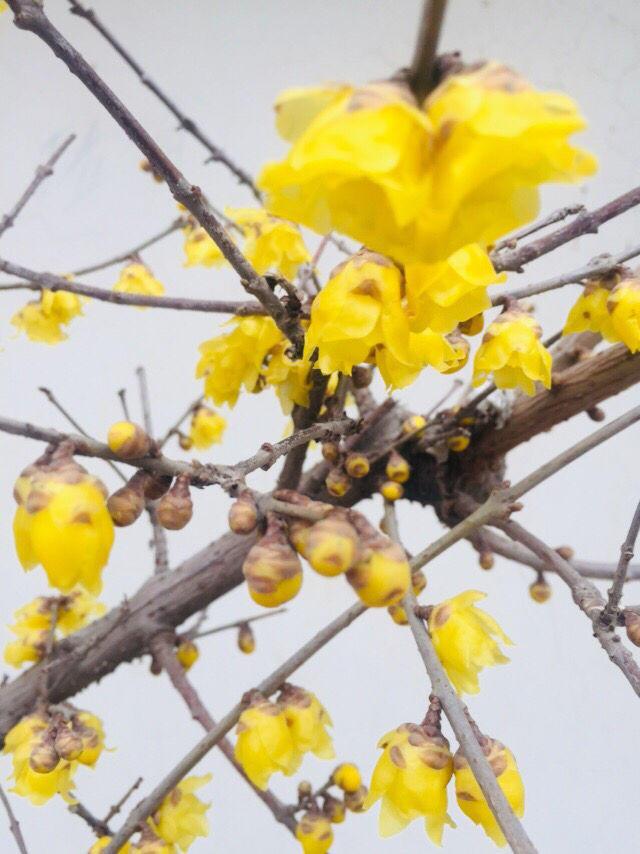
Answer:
[405,243,504,334]
[150,774,211,852]
[182,224,226,267]
[175,640,199,671]
[563,281,618,341]
[4,590,105,668]
[454,737,525,847]
[279,684,335,760]
[188,406,226,450]
[0,2,8,12]
[13,458,114,596]
[263,339,311,413]
[226,207,310,280]
[234,694,298,789]
[113,263,164,306]
[295,811,334,854]
[364,722,454,844]
[89,838,132,854]
[196,316,282,407]
[472,308,552,396]
[429,590,512,694]
[243,521,304,608]
[332,763,362,793]
[11,289,83,344]
[274,83,350,142]
[73,711,106,767]
[608,278,640,353]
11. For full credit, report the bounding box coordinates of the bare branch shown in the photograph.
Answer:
[493,204,586,252]
[68,802,111,838]
[408,0,449,101]
[158,396,203,450]
[187,608,287,642]
[601,499,640,626]
[0,134,75,239]
[0,785,29,854]
[102,778,143,825]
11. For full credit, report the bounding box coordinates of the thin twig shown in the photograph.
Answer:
[104,602,366,851]
[492,204,586,251]
[102,778,143,825]
[67,0,261,201]
[72,218,185,277]
[385,503,537,854]
[117,389,131,421]
[601,499,640,626]
[186,608,287,641]
[0,134,75,239]
[408,0,449,101]
[0,785,29,854]
[158,396,203,449]
[68,802,111,838]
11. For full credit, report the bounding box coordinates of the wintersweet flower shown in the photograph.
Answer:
[72,711,106,767]
[346,513,411,607]
[225,207,310,280]
[0,2,8,12]
[11,289,83,344]
[149,774,211,852]
[263,339,311,413]
[187,405,226,450]
[472,308,552,396]
[89,838,132,853]
[295,811,334,854]
[182,224,226,267]
[365,718,454,844]
[3,713,76,805]
[608,277,640,352]
[242,517,303,607]
[563,279,618,341]
[428,590,512,694]
[454,737,525,847]
[13,453,114,595]
[273,83,350,142]
[404,243,505,334]
[279,684,335,760]
[113,262,164,304]
[234,693,299,789]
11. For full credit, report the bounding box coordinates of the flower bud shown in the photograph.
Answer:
[297,780,313,799]
[157,475,193,530]
[237,623,256,654]
[107,474,146,527]
[332,762,362,793]
[344,453,370,479]
[179,434,194,450]
[346,513,410,607]
[228,492,259,535]
[479,551,495,571]
[587,406,606,422]
[107,421,152,459]
[556,545,574,561]
[176,640,199,671]
[351,365,373,388]
[54,725,83,761]
[344,784,368,812]
[29,739,60,774]
[401,415,427,436]
[459,313,485,336]
[301,512,360,576]
[243,517,303,607]
[529,574,551,603]
[295,811,333,853]
[325,467,351,497]
[624,611,640,647]
[321,442,341,464]
[388,602,409,625]
[447,433,470,452]
[380,480,403,502]
[412,569,427,595]
[323,794,346,824]
[385,451,410,484]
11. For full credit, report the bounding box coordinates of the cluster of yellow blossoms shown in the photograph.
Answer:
[91,775,211,853]
[564,273,640,352]
[294,763,367,854]
[13,444,114,595]
[4,709,105,805]
[366,699,524,848]
[4,589,105,668]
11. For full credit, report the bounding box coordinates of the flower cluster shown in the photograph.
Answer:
[11,289,83,344]
[4,709,105,805]
[234,686,334,790]
[13,444,114,595]
[4,589,105,668]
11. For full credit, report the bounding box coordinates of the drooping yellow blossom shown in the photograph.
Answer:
[182,224,226,268]
[225,207,310,280]
[243,518,304,607]
[454,737,525,847]
[73,711,106,767]
[187,406,227,450]
[607,277,640,352]
[11,289,83,344]
[3,713,76,805]
[113,263,164,305]
[429,590,512,694]
[563,280,618,341]
[235,693,299,789]
[404,243,505,334]
[149,774,211,852]
[4,589,105,668]
[263,339,311,413]
[365,722,454,844]
[346,514,411,607]
[13,453,114,595]
[260,69,594,264]
[472,308,552,396]
[89,838,132,854]
[295,811,334,854]
[279,684,335,761]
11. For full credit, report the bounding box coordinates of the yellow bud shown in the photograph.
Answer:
[107,421,152,459]
[176,640,199,671]
[107,475,146,527]
[412,569,427,595]
[157,475,193,530]
[479,551,495,571]
[344,453,370,479]
[228,492,259,535]
[323,794,346,824]
[385,450,410,483]
[179,434,194,451]
[321,442,341,464]
[624,611,640,647]
[325,468,351,497]
[387,602,408,625]
[402,415,427,436]
[346,514,410,607]
[529,575,552,603]
[54,725,83,761]
[344,784,368,812]
[243,519,303,607]
[29,740,60,774]
[380,481,403,502]
[332,762,362,793]
[237,623,256,654]
[447,433,470,452]
[298,780,313,799]
[302,512,360,576]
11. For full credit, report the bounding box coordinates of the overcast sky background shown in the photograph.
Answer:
[1,1,640,852]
